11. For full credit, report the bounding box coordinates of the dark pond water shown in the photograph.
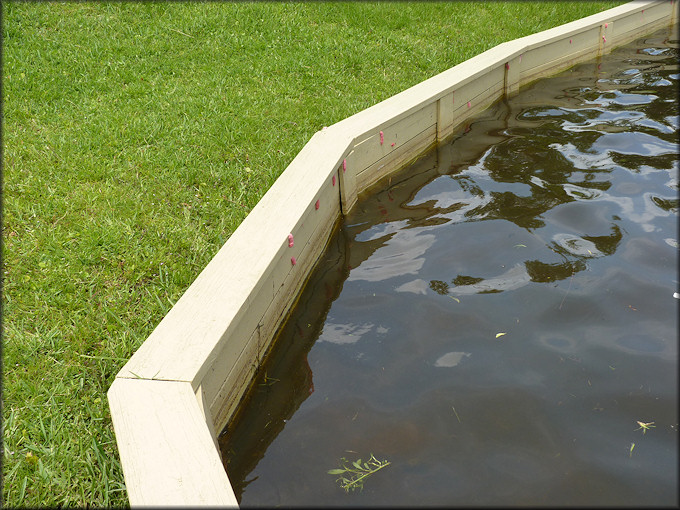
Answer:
[219,26,679,506]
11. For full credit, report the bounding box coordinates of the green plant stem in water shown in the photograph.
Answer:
[329,454,391,492]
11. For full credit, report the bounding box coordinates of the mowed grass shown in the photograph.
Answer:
[2,1,624,506]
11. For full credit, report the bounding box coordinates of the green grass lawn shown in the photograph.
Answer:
[2,1,624,506]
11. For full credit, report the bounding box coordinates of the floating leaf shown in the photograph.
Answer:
[449,296,460,303]
[514,244,527,248]
[496,332,507,339]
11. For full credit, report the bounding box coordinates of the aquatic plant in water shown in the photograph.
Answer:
[328,454,391,492]
[634,421,655,435]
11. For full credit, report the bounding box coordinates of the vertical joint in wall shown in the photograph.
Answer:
[598,24,604,57]
[436,90,455,142]
[335,165,343,214]
[598,21,613,57]
[195,384,221,454]
[435,97,441,145]
[338,151,357,215]
[504,55,521,99]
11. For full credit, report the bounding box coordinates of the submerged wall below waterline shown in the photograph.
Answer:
[107,1,678,506]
